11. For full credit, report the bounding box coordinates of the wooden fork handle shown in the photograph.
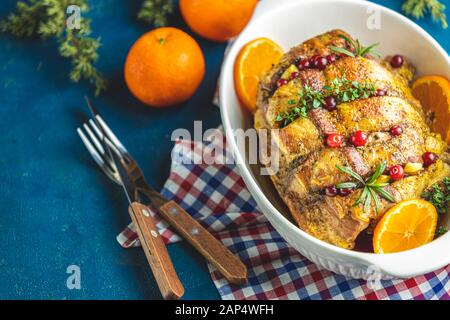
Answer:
[158,201,248,284]
[128,202,184,300]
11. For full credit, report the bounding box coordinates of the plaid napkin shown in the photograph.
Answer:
[116,129,450,300]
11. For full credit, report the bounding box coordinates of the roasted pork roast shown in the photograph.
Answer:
[254,30,450,249]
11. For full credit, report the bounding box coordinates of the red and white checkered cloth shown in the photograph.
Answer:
[117,129,450,300]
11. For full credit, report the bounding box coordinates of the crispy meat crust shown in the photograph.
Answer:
[254,29,449,249]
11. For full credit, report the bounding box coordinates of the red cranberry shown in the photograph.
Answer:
[290,72,299,80]
[325,186,338,197]
[389,165,404,181]
[326,54,337,63]
[376,89,387,96]
[422,152,438,167]
[390,125,403,136]
[324,96,337,111]
[314,56,328,70]
[350,131,368,147]
[390,55,404,68]
[298,59,310,70]
[338,188,353,196]
[326,133,344,148]
[277,79,288,88]
[309,54,320,65]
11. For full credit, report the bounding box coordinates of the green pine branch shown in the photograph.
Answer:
[0,0,107,95]
[402,0,448,29]
[138,0,174,27]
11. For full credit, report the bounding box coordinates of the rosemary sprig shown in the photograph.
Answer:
[276,76,377,126]
[330,35,380,58]
[0,0,107,95]
[402,0,447,29]
[138,0,174,27]
[336,160,396,213]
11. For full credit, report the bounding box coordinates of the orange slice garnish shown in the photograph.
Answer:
[234,38,283,112]
[412,75,450,143]
[373,199,438,254]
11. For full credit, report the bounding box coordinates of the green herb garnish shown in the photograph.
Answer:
[330,35,380,58]
[336,161,396,214]
[437,226,448,236]
[138,0,174,27]
[0,0,107,95]
[275,106,307,126]
[276,76,377,126]
[402,0,447,29]
[421,177,450,214]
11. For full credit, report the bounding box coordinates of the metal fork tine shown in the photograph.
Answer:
[95,115,128,154]
[87,119,123,160]
[89,119,105,141]
[77,127,121,184]
[85,121,119,172]
[83,123,105,155]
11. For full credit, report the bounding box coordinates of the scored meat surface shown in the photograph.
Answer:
[254,30,450,249]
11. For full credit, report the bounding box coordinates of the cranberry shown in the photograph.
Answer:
[326,133,344,148]
[324,96,337,111]
[314,56,328,70]
[390,55,404,68]
[309,54,320,65]
[290,72,299,80]
[350,130,368,147]
[326,54,337,64]
[390,125,403,136]
[277,79,288,88]
[338,188,353,196]
[422,152,438,167]
[325,186,338,197]
[298,59,310,70]
[376,89,387,96]
[389,165,404,181]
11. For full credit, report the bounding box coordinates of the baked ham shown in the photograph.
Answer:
[254,30,450,249]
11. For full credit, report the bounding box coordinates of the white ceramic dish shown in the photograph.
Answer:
[219,0,450,279]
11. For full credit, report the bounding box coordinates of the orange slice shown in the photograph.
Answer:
[234,38,283,112]
[373,199,438,254]
[412,75,450,143]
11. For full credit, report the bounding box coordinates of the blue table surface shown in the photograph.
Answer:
[0,0,448,299]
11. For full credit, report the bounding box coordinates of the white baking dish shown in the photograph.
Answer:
[219,0,450,279]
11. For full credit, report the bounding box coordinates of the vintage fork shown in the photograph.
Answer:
[77,100,247,285]
[77,110,184,299]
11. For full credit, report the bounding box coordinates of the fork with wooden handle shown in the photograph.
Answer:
[78,117,184,299]
[78,98,247,288]
[128,202,184,299]
[140,188,248,284]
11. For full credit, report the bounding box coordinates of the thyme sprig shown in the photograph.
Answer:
[276,76,377,127]
[336,161,396,214]
[330,35,380,58]
[421,177,450,214]
[402,0,447,29]
[275,85,324,126]
[138,0,174,27]
[324,76,377,102]
[0,0,107,95]
[437,226,448,236]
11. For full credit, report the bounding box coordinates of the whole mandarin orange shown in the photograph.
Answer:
[180,0,258,42]
[124,27,205,107]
